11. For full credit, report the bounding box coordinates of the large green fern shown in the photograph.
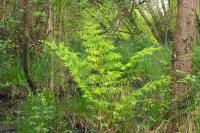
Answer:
[44,20,169,131]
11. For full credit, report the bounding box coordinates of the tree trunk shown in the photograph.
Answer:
[170,0,196,132]
[0,0,3,20]
[0,0,5,39]
[19,0,36,94]
[137,6,160,42]
[171,0,196,98]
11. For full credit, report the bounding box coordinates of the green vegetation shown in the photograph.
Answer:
[0,0,199,132]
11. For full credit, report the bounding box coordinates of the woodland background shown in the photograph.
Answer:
[0,0,200,132]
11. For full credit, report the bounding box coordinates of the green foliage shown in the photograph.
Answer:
[44,20,170,131]
[120,76,170,129]
[137,45,171,80]
[1,0,199,132]
[193,44,200,132]
[0,39,14,69]
[32,0,46,17]
[0,39,21,89]
[15,91,56,133]
[0,1,20,89]
[195,90,200,132]
[0,61,26,89]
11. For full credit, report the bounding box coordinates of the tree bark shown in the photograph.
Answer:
[170,0,196,132]
[171,0,196,98]
[19,0,36,94]
[0,0,3,20]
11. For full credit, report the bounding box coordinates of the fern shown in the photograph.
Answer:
[44,20,168,130]
[43,41,93,102]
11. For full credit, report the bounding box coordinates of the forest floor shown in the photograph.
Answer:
[0,89,19,133]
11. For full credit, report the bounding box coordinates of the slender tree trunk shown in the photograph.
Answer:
[19,0,36,94]
[0,0,4,39]
[47,0,54,93]
[146,2,160,29]
[160,0,167,16]
[0,0,3,20]
[137,6,160,42]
